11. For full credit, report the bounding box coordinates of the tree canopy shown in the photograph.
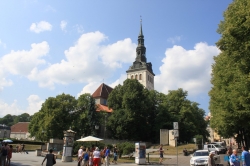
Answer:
[209,0,250,147]
[107,79,208,142]
[28,93,100,141]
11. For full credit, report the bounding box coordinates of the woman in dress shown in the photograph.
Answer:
[42,149,56,166]
[6,145,13,166]
[93,147,101,166]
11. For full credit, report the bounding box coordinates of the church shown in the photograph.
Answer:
[126,20,155,90]
[92,20,155,110]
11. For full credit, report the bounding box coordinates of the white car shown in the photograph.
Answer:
[190,150,209,166]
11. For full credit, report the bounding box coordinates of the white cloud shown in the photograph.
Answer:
[0,95,43,117]
[26,95,44,115]
[77,82,102,97]
[28,31,135,89]
[30,21,52,33]
[60,20,67,31]
[155,42,220,96]
[109,74,127,88]
[167,36,182,44]
[0,39,7,48]
[1,41,49,76]
[100,38,136,68]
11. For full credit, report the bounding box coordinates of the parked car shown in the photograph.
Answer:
[190,150,209,166]
[203,144,227,154]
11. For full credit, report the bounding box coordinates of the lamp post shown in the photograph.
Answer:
[3,129,6,139]
[41,130,45,151]
[94,125,99,137]
[104,114,107,139]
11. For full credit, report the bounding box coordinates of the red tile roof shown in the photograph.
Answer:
[96,104,113,113]
[11,122,29,133]
[92,83,113,99]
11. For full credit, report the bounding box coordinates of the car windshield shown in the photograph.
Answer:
[194,151,209,156]
[214,144,222,148]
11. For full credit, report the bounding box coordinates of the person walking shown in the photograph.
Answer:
[159,144,164,164]
[242,146,250,166]
[208,151,215,166]
[93,147,100,166]
[104,146,110,166]
[1,143,8,166]
[6,145,13,166]
[78,146,84,166]
[101,147,106,164]
[41,149,56,166]
[81,147,89,166]
[112,146,118,164]
[230,149,240,166]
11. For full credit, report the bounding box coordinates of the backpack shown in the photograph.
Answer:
[2,148,7,156]
[84,153,89,161]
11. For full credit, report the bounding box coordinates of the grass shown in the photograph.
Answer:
[149,144,197,155]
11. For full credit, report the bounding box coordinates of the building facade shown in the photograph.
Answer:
[126,20,155,90]
[0,124,11,139]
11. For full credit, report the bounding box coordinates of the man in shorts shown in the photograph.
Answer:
[159,144,164,164]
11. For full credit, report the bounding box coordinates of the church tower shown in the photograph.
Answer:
[126,20,155,90]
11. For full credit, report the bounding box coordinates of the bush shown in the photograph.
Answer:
[117,142,134,158]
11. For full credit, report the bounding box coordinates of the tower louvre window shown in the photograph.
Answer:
[139,74,142,80]
[131,75,134,79]
[135,75,138,80]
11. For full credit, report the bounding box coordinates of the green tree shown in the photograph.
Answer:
[29,93,77,140]
[165,89,208,142]
[0,114,15,126]
[107,79,150,141]
[209,0,250,147]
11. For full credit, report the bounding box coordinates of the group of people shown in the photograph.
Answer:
[0,142,13,166]
[77,145,118,166]
[15,143,25,153]
[208,146,250,166]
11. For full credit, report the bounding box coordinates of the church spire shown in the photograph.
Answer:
[136,17,146,62]
[139,17,143,37]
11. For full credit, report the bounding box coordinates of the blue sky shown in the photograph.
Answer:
[0,0,232,117]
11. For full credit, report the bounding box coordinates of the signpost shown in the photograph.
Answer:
[173,122,179,166]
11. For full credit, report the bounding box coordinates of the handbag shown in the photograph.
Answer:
[53,154,56,165]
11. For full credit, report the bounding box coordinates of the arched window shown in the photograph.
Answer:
[135,75,138,80]
[131,75,134,79]
[139,74,142,80]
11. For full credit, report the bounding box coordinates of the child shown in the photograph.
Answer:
[89,152,93,166]
[6,145,13,166]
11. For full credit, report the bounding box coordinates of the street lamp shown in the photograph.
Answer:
[3,129,6,139]
[41,130,45,151]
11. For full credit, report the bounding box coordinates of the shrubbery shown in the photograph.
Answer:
[117,142,134,158]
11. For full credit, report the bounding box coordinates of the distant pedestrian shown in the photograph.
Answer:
[208,151,215,166]
[93,147,100,166]
[242,146,250,166]
[112,146,118,164]
[230,149,240,166]
[227,147,233,166]
[101,147,106,164]
[104,146,110,166]
[81,147,89,166]
[78,146,84,166]
[159,144,164,164]
[6,145,13,166]
[89,152,93,166]
[41,149,56,166]
[1,143,8,166]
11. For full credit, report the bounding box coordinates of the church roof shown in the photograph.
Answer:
[92,83,113,99]
[96,104,113,113]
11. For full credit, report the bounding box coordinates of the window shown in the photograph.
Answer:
[139,74,142,80]
[131,75,134,79]
[135,75,138,80]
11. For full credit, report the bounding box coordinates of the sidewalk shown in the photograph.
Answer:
[10,152,176,166]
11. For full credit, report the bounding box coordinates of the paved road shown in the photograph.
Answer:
[9,151,192,166]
